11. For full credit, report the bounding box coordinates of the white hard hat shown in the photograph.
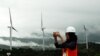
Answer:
[66,26,76,33]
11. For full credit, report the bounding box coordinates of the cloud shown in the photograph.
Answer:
[0,38,39,46]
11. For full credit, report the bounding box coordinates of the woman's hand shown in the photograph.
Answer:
[53,32,58,38]
[53,32,64,43]
[53,32,61,38]
[53,32,59,43]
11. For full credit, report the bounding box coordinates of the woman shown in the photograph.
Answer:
[53,26,78,56]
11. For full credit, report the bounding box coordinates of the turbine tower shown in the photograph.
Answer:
[8,8,17,50]
[41,11,45,51]
[84,25,88,49]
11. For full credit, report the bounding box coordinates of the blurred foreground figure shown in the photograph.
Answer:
[53,26,78,56]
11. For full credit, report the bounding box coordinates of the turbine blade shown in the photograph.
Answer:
[41,12,43,29]
[41,11,46,31]
[84,25,87,31]
[9,8,13,26]
[12,27,17,32]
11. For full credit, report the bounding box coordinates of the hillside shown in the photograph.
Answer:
[0,42,100,56]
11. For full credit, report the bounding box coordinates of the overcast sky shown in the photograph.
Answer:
[0,0,100,37]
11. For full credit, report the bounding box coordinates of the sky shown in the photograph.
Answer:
[0,0,100,46]
[0,0,100,38]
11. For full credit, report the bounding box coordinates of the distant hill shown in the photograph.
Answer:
[0,44,9,49]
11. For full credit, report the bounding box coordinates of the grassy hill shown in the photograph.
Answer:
[0,42,100,56]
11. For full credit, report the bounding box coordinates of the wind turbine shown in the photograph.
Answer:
[41,11,45,51]
[84,25,88,49]
[8,8,17,50]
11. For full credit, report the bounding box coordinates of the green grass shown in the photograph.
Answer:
[0,42,100,56]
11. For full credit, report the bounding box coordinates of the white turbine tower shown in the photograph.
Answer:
[84,25,88,49]
[41,12,45,51]
[8,8,17,50]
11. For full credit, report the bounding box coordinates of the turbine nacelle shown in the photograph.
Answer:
[41,27,46,31]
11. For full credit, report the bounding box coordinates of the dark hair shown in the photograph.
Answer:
[66,32,77,41]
